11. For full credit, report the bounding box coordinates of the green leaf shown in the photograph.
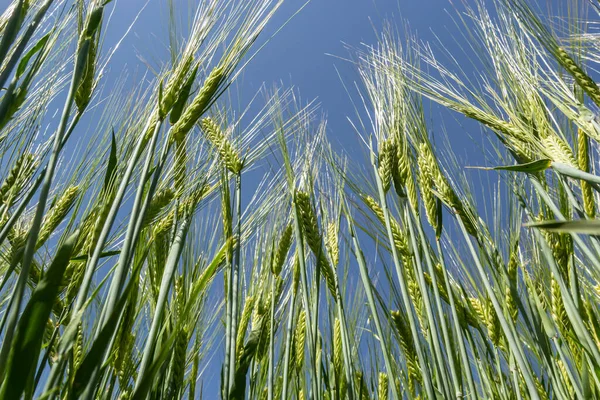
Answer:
[551,162,600,185]
[0,231,78,400]
[525,219,600,234]
[70,250,120,262]
[170,64,198,125]
[158,79,165,119]
[183,239,229,317]
[466,159,552,173]
[582,356,592,400]
[229,315,267,400]
[103,130,118,191]
[16,33,50,79]
[83,7,104,39]
[130,329,177,400]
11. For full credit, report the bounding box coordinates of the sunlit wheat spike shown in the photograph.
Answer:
[295,190,337,294]
[378,372,388,400]
[389,137,405,196]
[534,375,550,400]
[37,185,80,248]
[236,296,256,362]
[254,296,272,361]
[325,221,339,267]
[295,309,306,374]
[0,152,34,204]
[404,165,419,215]
[200,116,242,174]
[420,141,478,236]
[364,195,411,257]
[525,270,549,312]
[152,210,174,239]
[143,188,174,227]
[470,295,500,347]
[75,31,98,112]
[469,297,486,325]
[577,129,596,218]
[556,358,573,395]
[417,160,441,238]
[378,138,394,193]
[292,254,300,295]
[162,55,194,116]
[555,47,600,107]
[551,277,570,337]
[294,190,321,253]
[272,224,293,276]
[390,311,420,384]
[417,141,476,235]
[181,184,210,214]
[541,135,576,167]
[73,322,84,370]
[457,105,529,144]
[171,65,226,142]
[406,268,425,333]
[332,317,342,377]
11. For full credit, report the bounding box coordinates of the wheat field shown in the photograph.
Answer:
[1,0,600,399]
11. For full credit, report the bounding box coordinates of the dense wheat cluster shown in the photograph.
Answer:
[1,0,600,399]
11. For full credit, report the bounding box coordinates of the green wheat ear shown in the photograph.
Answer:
[200,117,243,174]
[37,185,80,249]
[171,66,226,142]
[272,224,293,275]
[377,138,394,193]
[378,372,389,400]
[294,309,306,374]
